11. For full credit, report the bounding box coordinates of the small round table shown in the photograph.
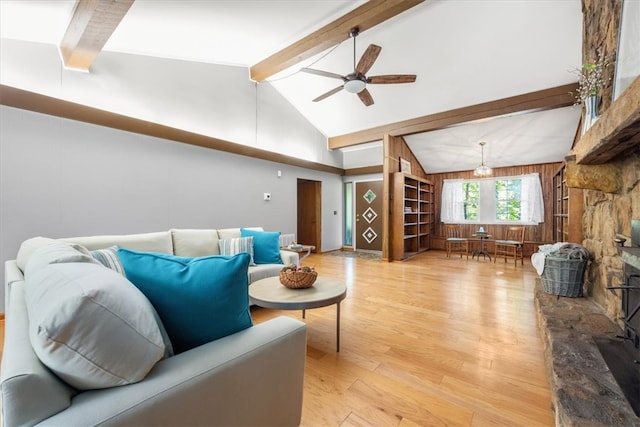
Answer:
[472,233,492,261]
[249,276,347,352]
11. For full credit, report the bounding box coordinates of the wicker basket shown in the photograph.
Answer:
[540,254,588,297]
[279,270,317,289]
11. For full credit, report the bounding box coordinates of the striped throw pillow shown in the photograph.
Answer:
[218,237,255,266]
[91,246,125,275]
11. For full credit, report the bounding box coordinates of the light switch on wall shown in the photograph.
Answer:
[264,193,271,201]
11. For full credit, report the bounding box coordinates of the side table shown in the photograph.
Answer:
[249,276,346,351]
[471,233,492,261]
[280,244,315,262]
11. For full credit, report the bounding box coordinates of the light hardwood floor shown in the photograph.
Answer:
[0,250,553,426]
[252,250,553,427]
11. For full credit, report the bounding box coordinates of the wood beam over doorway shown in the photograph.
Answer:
[59,0,135,71]
[249,0,424,82]
[328,82,579,149]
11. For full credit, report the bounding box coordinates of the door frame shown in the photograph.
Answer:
[296,178,321,252]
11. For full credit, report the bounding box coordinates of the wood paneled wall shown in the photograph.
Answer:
[382,136,428,259]
[426,162,563,254]
[387,136,428,178]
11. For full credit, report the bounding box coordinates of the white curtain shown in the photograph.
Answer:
[440,174,544,224]
[521,173,545,223]
[441,180,465,222]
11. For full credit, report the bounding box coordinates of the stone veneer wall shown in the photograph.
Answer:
[582,149,640,326]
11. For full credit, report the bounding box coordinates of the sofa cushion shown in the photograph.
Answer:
[171,228,220,257]
[218,227,262,241]
[25,262,167,390]
[90,245,125,275]
[60,231,173,254]
[24,241,99,278]
[16,236,57,272]
[240,228,283,265]
[249,264,287,283]
[118,249,253,354]
[219,236,255,265]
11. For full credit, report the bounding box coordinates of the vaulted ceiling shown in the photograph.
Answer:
[0,0,583,173]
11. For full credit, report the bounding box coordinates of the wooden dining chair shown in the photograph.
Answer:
[445,224,469,259]
[494,226,525,266]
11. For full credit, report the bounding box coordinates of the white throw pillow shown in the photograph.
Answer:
[16,236,58,272]
[24,241,98,278]
[25,262,167,390]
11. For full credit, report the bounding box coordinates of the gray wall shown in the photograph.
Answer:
[0,106,344,310]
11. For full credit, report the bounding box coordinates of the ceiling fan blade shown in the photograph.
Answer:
[356,44,382,75]
[312,85,344,102]
[357,88,374,106]
[368,74,417,84]
[301,68,345,81]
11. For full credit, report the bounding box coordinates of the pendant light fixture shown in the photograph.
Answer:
[474,141,492,177]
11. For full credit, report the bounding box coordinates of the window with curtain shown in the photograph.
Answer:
[441,173,544,224]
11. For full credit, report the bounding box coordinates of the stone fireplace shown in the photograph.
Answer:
[595,240,640,418]
[533,1,640,424]
[536,79,640,425]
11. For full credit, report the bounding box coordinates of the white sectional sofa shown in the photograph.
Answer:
[1,228,306,427]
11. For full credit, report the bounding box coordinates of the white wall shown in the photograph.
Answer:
[0,106,344,310]
[341,142,383,169]
[0,38,340,167]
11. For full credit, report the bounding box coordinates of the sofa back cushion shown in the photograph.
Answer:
[15,232,173,273]
[118,249,253,354]
[61,231,173,254]
[218,227,262,241]
[171,229,220,257]
[25,260,168,390]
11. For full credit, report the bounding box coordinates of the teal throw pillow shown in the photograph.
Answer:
[240,228,282,265]
[118,249,252,354]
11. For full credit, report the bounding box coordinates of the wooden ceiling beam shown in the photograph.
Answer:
[0,84,344,175]
[328,83,579,149]
[59,0,135,71]
[249,0,424,82]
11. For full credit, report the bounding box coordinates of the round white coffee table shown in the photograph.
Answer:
[249,276,347,352]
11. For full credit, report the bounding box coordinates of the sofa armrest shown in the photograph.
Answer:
[4,260,23,314]
[2,281,77,427]
[280,250,299,266]
[38,316,307,427]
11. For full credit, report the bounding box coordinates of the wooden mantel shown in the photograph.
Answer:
[573,75,640,164]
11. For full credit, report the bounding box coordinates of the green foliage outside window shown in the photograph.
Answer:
[463,182,479,220]
[495,179,521,221]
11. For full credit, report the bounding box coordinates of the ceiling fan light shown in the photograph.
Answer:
[344,79,366,94]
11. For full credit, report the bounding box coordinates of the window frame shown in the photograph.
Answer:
[441,174,543,226]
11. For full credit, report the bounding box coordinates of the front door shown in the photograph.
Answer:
[355,181,383,251]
